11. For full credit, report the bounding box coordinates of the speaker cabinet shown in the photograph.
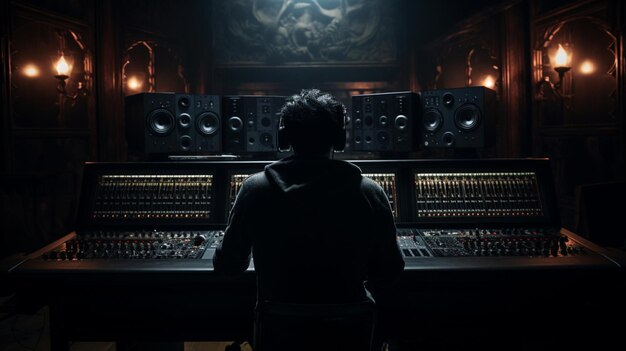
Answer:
[125,92,222,156]
[126,92,179,155]
[420,87,496,148]
[351,92,418,152]
[193,94,221,154]
[222,96,286,153]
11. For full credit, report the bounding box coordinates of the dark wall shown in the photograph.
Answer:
[413,0,625,230]
[1,0,624,257]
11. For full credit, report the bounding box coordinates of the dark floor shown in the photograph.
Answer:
[0,295,250,351]
[2,289,624,351]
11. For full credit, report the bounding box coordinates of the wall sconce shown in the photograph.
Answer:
[553,44,572,90]
[53,53,89,106]
[537,43,572,97]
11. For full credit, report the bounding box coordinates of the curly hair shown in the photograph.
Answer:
[279,89,346,154]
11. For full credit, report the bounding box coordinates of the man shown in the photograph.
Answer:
[213,88,404,305]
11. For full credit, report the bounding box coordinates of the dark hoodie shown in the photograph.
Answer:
[213,155,405,304]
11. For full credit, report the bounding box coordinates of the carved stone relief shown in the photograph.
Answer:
[213,0,398,65]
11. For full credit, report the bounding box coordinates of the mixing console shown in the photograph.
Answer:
[40,230,224,260]
[13,159,618,277]
[227,172,398,218]
[397,228,585,258]
[92,174,213,220]
[35,227,586,261]
[414,172,543,218]
[229,174,251,212]
[10,160,623,351]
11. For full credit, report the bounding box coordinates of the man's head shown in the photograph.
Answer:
[278,89,346,155]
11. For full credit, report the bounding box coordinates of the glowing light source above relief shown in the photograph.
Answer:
[127,76,143,90]
[579,60,595,75]
[482,75,495,89]
[23,64,40,77]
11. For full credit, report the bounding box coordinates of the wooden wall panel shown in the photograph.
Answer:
[500,2,531,157]
[531,0,622,229]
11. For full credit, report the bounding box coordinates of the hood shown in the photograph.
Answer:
[265,156,362,195]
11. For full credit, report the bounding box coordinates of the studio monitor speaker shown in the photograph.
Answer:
[125,92,221,157]
[351,91,419,152]
[222,95,286,153]
[193,94,221,154]
[420,86,496,148]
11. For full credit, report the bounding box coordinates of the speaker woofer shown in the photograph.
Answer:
[423,110,443,132]
[197,112,220,135]
[454,104,481,130]
[147,109,175,135]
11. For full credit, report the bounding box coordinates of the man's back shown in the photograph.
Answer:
[213,155,404,303]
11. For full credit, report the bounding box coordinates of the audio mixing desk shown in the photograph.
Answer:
[8,159,626,350]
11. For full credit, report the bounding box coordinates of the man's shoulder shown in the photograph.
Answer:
[359,175,390,204]
[360,175,384,191]
[243,171,270,186]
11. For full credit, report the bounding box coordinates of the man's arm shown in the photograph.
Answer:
[213,181,252,273]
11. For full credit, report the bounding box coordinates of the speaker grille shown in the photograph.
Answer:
[148,109,175,135]
[196,112,220,136]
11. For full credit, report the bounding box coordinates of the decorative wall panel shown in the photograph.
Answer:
[534,17,617,127]
[419,17,500,92]
[10,13,93,129]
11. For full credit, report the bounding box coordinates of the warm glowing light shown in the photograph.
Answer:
[55,55,71,76]
[127,76,143,90]
[482,75,495,89]
[22,64,40,77]
[554,44,570,67]
[580,60,595,75]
